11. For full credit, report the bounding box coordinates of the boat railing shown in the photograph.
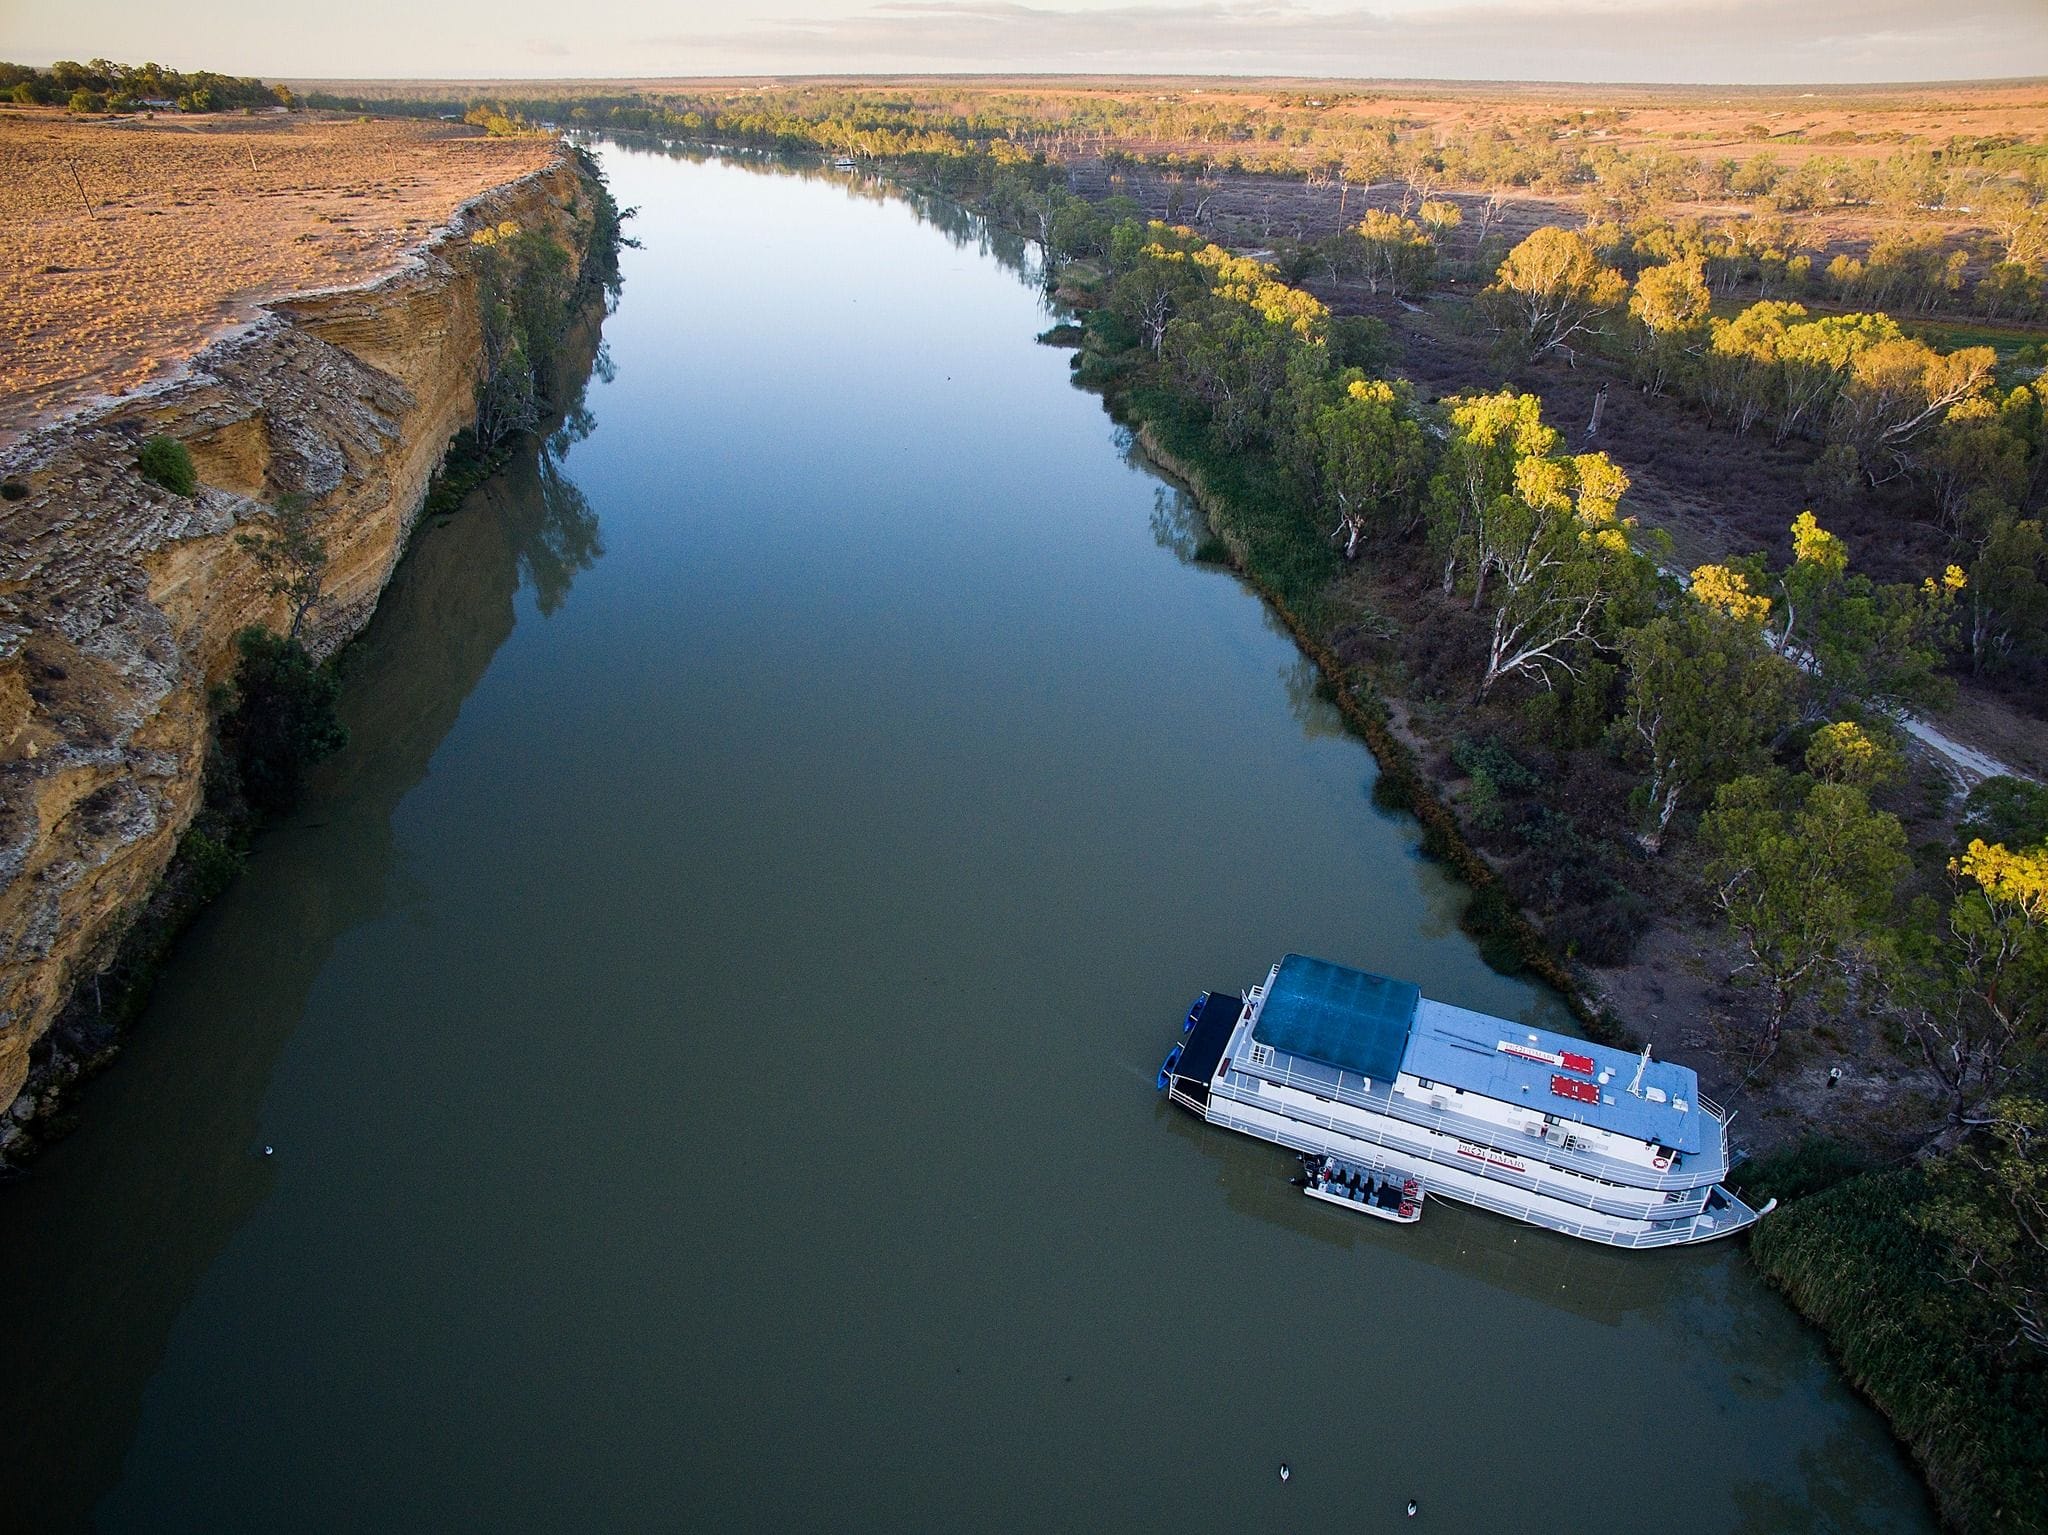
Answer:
[1211,1104,1760,1249]
[1224,1083,1700,1223]
[1408,1171,1758,1249]
[1228,1058,1726,1195]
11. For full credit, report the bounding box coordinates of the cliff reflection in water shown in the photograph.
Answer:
[0,334,609,1533]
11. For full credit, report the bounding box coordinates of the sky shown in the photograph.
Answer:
[5,0,2046,84]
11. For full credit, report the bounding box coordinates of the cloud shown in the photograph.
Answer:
[642,0,2048,82]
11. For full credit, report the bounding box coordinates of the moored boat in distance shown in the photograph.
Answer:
[1161,955,1775,1249]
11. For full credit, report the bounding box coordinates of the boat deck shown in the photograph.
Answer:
[1209,1092,1770,1247]
[1220,1020,1730,1194]
[1163,991,1239,1111]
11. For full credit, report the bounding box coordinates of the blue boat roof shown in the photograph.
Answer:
[1244,955,1706,1155]
[1250,954,1418,1084]
[1402,998,1705,1154]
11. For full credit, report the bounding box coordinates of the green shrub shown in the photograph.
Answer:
[1737,1135,1876,1205]
[1454,735,1540,829]
[137,435,198,496]
[176,827,245,902]
[1083,308,1140,353]
[220,628,347,812]
[1328,314,1394,373]
[1370,771,1416,813]
[0,479,27,502]
[1751,1170,2048,1534]
[1461,884,1527,976]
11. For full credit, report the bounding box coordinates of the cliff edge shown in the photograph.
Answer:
[0,145,594,1133]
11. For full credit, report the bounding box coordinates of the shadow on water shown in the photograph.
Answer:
[0,327,610,1533]
[1160,1099,1698,1327]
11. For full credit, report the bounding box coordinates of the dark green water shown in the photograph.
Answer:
[0,144,1932,1533]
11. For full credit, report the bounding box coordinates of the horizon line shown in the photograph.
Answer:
[261,70,2048,90]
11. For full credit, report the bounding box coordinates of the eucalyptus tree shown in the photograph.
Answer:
[1700,766,1908,1053]
[1481,227,1626,363]
[1616,598,1799,851]
[234,494,328,642]
[1470,448,1639,700]
[1890,836,2048,1134]
[1625,258,1712,395]
[1425,389,1556,599]
[1302,377,1427,558]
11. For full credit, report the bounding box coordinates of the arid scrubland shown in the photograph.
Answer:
[0,111,557,441]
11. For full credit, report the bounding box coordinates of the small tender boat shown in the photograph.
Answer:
[1301,1153,1422,1223]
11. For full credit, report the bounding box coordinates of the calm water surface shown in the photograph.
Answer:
[0,144,1932,1533]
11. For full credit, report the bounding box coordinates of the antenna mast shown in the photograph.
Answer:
[1627,1043,1652,1098]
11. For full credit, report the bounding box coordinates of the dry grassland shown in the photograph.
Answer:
[0,109,556,441]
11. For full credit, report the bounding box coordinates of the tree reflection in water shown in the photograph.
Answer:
[518,346,610,617]
[0,296,618,1535]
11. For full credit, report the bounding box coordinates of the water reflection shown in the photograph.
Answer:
[0,324,611,1534]
[1280,654,1350,743]
[521,451,604,618]
[1165,1102,1696,1326]
[1143,483,1214,567]
[589,134,1047,289]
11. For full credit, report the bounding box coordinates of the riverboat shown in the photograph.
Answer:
[1160,954,1774,1249]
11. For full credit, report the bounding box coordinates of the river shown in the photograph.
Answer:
[0,142,1933,1533]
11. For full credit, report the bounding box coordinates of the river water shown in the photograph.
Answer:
[0,143,1932,1533]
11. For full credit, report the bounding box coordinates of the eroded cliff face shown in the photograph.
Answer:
[0,150,592,1131]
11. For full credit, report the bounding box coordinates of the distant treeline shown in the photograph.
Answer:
[2,59,291,113]
[314,84,2048,327]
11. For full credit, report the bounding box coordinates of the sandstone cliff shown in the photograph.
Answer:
[0,147,594,1131]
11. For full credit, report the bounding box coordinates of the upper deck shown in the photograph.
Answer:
[1405,998,1706,1156]
[1231,957,1729,1190]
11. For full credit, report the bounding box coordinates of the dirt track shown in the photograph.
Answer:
[0,109,557,442]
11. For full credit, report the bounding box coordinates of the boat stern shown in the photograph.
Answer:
[1160,990,1241,1112]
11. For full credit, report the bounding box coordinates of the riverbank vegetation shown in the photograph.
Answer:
[1045,193,2046,1535]
[1746,1143,2047,1532]
[1052,204,2040,1531]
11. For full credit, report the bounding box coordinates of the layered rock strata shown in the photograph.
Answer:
[0,148,591,1128]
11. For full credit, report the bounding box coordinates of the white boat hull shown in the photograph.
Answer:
[1213,1095,1764,1249]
